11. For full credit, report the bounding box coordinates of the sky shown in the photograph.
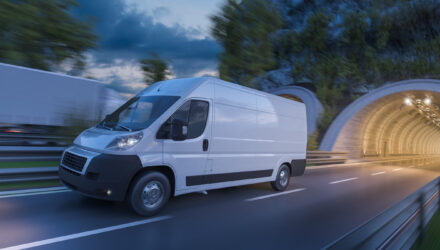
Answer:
[71,0,224,97]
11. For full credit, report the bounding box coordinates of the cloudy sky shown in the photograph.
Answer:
[72,0,224,97]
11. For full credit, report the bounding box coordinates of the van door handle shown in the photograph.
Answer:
[203,139,209,151]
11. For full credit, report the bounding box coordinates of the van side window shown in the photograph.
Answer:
[187,101,209,139]
[156,100,209,139]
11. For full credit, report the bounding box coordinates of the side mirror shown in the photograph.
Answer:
[170,119,187,141]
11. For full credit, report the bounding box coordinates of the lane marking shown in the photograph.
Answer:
[0,216,173,250]
[245,188,306,202]
[393,168,403,172]
[0,187,67,196]
[0,189,71,199]
[371,171,386,176]
[329,177,358,185]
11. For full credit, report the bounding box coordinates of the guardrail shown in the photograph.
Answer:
[306,151,348,165]
[0,146,65,162]
[0,149,349,188]
[0,167,59,183]
[324,177,440,250]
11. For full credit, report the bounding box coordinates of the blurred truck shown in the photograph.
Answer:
[0,63,126,146]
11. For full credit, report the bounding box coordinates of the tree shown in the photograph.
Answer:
[139,53,171,85]
[0,0,97,72]
[211,0,283,87]
[211,0,440,140]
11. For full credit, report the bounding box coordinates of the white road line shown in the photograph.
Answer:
[245,188,306,202]
[371,171,386,176]
[0,216,173,250]
[0,186,67,196]
[329,177,358,185]
[393,168,403,172]
[0,189,71,199]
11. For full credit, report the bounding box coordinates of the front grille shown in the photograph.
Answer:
[62,151,87,172]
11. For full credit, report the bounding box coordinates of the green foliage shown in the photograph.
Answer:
[139,53,171,85]
[211,0,440,141]
[307,132,319,150]
[211,0,283,87]
[0,0,97,72]
[412,211,440,250]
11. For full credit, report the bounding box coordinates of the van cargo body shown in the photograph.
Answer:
[59,77,307,216]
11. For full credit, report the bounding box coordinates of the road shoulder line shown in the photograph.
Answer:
[0,216,173,250]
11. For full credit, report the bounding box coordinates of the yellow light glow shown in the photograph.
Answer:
[424,97,432,105]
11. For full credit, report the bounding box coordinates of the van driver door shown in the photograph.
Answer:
[157,99,212,191]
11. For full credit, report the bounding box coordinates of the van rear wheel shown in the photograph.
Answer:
[128,171,171,216]
[271,164,291,191]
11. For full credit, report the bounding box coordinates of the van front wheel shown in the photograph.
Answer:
[128,171,171,216]
[271,164,291,191]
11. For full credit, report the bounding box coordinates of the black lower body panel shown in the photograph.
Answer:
[291,159,306,176]
[186,169,273,186]
[59,153,142,201]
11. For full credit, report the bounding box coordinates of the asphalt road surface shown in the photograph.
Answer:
[0,158,439,250]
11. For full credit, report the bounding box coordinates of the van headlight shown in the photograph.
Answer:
[106,132,143,150]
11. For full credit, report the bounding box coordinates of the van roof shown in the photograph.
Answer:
[137,77,304,106]
[138,77,211,97]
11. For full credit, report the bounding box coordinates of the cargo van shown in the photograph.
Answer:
[59,77,307,216]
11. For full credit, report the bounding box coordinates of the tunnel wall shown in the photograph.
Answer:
[270,86,323,135]
[319,79,440,158]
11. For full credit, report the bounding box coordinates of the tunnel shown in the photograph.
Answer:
[320,79,440,158]
[270,86,323,135]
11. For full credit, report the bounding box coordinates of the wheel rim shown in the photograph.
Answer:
[279,169,289,187]
[142,180,164,209]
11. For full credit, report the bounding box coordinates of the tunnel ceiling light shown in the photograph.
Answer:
[407,95,440,128]
[424,97,432,105]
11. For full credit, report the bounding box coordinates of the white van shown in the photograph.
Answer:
[59,77,307,216]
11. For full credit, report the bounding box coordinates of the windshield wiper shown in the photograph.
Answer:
[116,124,132,132]
[100,121,113,131]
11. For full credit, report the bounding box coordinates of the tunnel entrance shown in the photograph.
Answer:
[320,80,440,159]
[278,94,304,103]
[270,86,323,135]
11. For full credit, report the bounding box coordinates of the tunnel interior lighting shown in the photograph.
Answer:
[424,97,432,105]
[408,95,440,128]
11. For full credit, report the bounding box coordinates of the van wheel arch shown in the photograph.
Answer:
[281,162,292,177]
[127,166,176,199]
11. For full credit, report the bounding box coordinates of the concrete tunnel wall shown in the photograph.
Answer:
[320,79,440,158]
[269,86,323,135]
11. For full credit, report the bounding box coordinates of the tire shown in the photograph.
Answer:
[271,164,291,191]
[128,171,171,216]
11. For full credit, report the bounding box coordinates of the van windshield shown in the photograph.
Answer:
[98,95,180,131]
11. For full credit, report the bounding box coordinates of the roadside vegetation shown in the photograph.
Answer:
[0,180,61,192]
[0,161,59,169]
[412,211,440,250]
[211,0,440,142]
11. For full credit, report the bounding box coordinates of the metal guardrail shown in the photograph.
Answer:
[0,146,65,162]
[0,149,348,184]
[0,167,59,183]
[306,151,348,165]
[324,177,440,250]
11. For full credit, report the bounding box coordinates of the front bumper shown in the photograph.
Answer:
[59,149,142,201]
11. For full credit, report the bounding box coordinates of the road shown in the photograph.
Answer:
[0,158,439,250]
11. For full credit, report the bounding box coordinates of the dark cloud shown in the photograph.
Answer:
[72,0,221,78]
